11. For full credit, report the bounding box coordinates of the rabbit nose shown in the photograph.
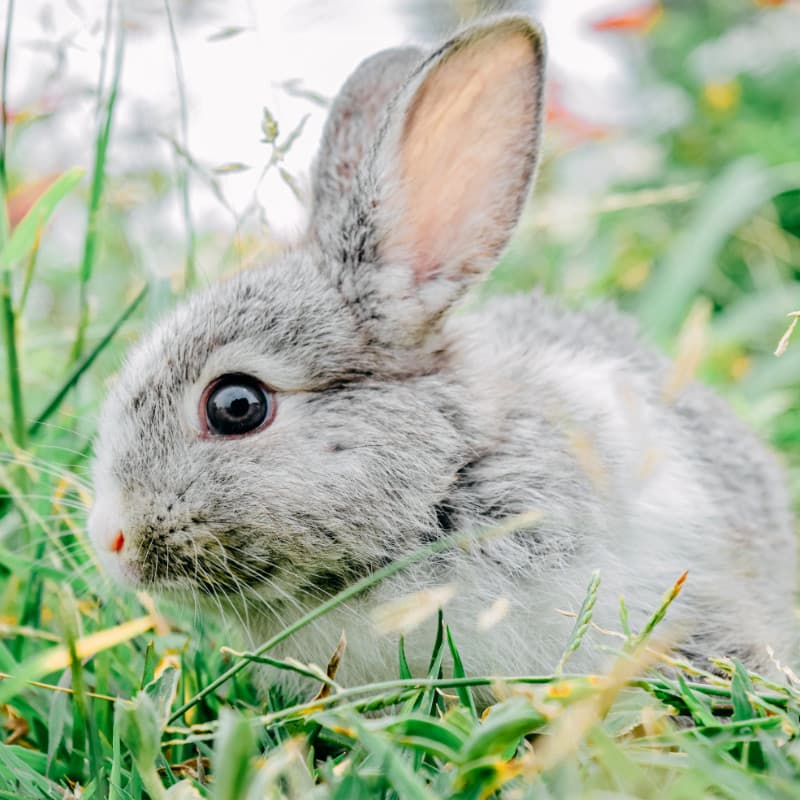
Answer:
[112,530,125,553]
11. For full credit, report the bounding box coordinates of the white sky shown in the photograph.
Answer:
[7,0,635,241]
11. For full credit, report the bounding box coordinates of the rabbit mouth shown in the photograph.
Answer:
[131,543,281,598]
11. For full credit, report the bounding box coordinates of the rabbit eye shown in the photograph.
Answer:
[202,374,275,437]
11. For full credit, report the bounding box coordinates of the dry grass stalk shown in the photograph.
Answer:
[663,299,711,404]
[370,584,457,635]
[311,631,347,702]
[477,597,511,631]
[774,311,800,357]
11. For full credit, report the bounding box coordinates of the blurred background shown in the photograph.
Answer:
[2,0,800,498]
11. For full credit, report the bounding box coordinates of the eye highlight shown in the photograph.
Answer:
[200,374,275,437]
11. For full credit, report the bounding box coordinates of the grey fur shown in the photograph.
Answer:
[90,16,796,691]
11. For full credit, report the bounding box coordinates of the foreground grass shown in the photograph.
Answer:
[0,522,799,799]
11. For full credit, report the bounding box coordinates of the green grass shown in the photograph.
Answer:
[1,1,799,797]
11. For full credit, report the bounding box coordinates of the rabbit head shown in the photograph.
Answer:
[89,17,545,611]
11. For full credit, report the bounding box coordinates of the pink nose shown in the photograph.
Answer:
[111,530,125,553]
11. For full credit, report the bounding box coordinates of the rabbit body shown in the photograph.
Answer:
[89,17,797,691]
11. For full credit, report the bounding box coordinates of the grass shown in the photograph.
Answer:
[1,1,799,798]
[69,0,124,364]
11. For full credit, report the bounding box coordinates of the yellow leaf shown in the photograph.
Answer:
[38,615,157,673]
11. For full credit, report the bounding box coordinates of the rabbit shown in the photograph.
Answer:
[89,15,797,693]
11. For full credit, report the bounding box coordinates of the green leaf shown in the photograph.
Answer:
[331,772,372,800]
[637,158,800,341]
[409,609,447,722]
[117,693,166,800]
[140,640,157,689]
[446,626,477,719]
[398,635,412,680]
[144,663,181,730]
[427,610,445,675]
[348,715,440,800]
[730,660,758,723]
[387,715,468,756]
[0,169,84,270]
[212,709,256,800]
[675,674,716,727]
[45,672,69,776]
[460,697,547,763]
[0,744,64,798]
[117,693,161,771]
[740,345,800,399]
[109,707,124,800]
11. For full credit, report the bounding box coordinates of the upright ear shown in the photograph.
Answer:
[310,46,424,227]
[322,16,547,350]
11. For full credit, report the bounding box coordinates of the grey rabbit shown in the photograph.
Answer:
[89,15,797,690]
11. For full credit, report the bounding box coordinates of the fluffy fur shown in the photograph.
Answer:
[89,16,797,691]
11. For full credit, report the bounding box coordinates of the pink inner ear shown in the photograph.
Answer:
[388,25,541,285]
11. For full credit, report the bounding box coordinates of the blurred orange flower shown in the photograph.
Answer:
[591,2,663,33]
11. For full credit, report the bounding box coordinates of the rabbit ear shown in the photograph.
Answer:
[322,17,546,350]
[310,46,424,227]
[377,17,545,285]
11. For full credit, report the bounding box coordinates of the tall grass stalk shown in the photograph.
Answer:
[164,0,196,290]
[29,284,147,438]
[0,0,12,193]
[0,286,23,447]
[69,0,125,363]
[0,0,23,449]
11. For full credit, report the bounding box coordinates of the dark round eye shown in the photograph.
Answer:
[202,374,274,437]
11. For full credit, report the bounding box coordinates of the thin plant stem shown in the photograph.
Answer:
[164,0,196,290]
[0,285,23,446]
[0,0,23,449]
[70,0,125,363]
[0,0,13,191]
[29,285,147,438]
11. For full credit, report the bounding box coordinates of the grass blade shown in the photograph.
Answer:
[164,0,196,290]
[0,0,22,452]
[398,635,412,680]
[0,169,84,270]
[446,626,477,720]
[212,709,256,800]
[0,275,24,445]
[347,715,440,800]
[28,285,147,438]
[637,158,800,341]
[70,0,125,362]
[0,0,14,197]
